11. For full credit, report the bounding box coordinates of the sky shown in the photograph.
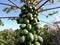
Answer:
[0,0,60,30]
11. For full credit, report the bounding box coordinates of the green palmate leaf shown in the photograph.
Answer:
[58,0,60,2]
[54,21,60,24]
[20,0,30,3]
[49,11,58,16]
[49,0,54,3]
[20,0,41,5]
[38,8,43,12]
[34,0,41,4]
[0,20,4,26]
[3,6,17,13]
[46,15,49,18]
[11,6,17,10]
[46,11,58,18]
[3,7,11,13]
[8,18,16,21]
[20,0,25,2]
[3,7,8,11]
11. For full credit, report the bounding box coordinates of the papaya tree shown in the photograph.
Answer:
[15,0,43,45]
[0,0,60,45]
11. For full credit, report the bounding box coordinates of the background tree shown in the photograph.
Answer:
[0,29,16,45]
[0,0,60,45]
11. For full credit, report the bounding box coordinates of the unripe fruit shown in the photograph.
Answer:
[34,42,41,45]
[33,14,37,18]
[27,13,33,19]
[32,5,37,10]
[22,29,28,35]
[22,14,26,18]
[29,6,32,9]
[34,34,38,42]
[24,18,29,24]
[27,33,34,42]
[31,28,36,34]
[33,18,37,23]
[34,24,40,30]
[20,36,25,43]
[16,4,43,45]
[38,36,43,43]
[19,18,23,23]
[21,7,26,10]
[37,30,40,34]
[26,24,32,31]
[20,24,26,29]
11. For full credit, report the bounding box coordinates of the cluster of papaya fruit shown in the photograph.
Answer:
[16,3,43,45]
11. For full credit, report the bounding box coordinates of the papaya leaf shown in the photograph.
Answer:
[49,0,54,3]
[11,6,17,10]
[34,0,41,4]
[46,11,58,18]
[20,0,26,3]
[46,15,49,18]
[58,0,60,2]
[3,7,11,13]
[0,20,4,26]
[38,8,43,12]
[54,21,60,24]
[8,17,16,21]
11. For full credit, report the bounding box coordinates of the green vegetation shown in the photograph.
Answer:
[0,26,58,45]
[0,29,16,45]
[0,0,60,45]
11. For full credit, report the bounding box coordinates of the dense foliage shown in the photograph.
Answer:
[0,26,58,45]
[0,29,16,45]
[0,0,60,45]
[39,26,57,45]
